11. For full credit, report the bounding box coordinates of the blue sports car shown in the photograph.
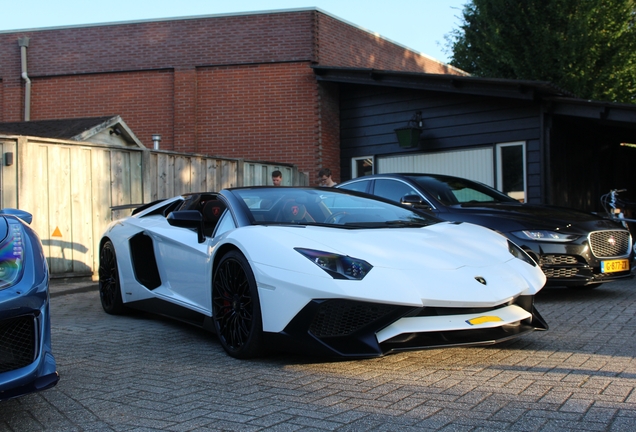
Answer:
[0,209,58,401]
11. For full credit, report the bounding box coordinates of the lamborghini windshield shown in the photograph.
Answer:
[231,187,438,228]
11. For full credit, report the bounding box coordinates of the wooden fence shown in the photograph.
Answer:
[0,135,307,278]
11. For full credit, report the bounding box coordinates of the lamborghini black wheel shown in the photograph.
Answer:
[99,241,126,315]
[212,250,264,359]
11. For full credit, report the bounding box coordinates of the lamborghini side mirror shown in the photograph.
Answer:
[167,210,205,243]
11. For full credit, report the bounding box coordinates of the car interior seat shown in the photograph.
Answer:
[280,200,314,223]
[202,200,227,236]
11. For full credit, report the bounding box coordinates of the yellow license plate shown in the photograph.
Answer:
[601,259,629,273]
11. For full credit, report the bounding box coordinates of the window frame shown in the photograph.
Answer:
[351,156,375,179]
[496,141,526,202]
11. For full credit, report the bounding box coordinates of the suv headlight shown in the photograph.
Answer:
[0,219,26,290]
[512,230,578,242]
[295,248,372,280]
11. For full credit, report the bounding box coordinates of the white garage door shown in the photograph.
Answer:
[377,147,494,187]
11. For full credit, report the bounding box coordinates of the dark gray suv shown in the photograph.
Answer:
[338,173,634,289]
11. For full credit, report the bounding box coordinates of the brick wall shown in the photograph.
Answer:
[315,13,462,74]
[316,82,341,183]
[0,8,459,185]
[0,12,315,78]
[173,68,197,153]
[1,78,21,123]
[196,62,319,175]
[31,70,174,148]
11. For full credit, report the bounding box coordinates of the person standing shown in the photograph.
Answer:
[318,168,337,187]
[271,170,283,186]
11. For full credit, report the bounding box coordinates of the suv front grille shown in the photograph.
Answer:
[589,230,631,258]
[543,267,579,278]
[540,255,578,266]
[0,315,36,373]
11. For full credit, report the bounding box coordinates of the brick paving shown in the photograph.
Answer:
[2,279,636,431]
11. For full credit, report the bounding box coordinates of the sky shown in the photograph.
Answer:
[0,0,467,64]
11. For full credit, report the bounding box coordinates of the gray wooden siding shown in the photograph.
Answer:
[0,135,306,277]
[338,85,543,202]
[378,148,495,186]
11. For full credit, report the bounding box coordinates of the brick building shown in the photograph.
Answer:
[0,8,463,184]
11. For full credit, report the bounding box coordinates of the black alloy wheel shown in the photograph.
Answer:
[212,250,264,359]
[98,241,126,315]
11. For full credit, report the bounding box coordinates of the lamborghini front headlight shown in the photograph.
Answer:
[295,248,372,280]
[507,240,537,267]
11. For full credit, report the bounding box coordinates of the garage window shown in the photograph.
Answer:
[351,156,374,178]
[497,142,526,202]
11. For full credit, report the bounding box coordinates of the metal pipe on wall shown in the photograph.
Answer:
[18,36,31,121]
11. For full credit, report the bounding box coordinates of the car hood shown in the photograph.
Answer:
[232,222,545,307]
[440,202,623,234]
[238,222,530,272]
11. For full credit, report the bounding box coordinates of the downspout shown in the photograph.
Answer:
[18,37,31,121]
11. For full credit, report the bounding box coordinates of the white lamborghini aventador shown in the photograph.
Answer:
[99,187,548,359]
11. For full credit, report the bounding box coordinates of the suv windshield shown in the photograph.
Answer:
[231,188,438,228]
[410,175,517,205]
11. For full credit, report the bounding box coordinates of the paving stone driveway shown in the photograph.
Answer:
[2,279,636,431]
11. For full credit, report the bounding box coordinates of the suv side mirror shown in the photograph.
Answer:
[401,195,433,212]
[167,210,205,243]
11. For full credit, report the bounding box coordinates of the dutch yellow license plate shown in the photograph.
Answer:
[601,259,629,273]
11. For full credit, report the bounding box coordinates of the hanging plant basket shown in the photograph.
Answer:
[394,126,422,148]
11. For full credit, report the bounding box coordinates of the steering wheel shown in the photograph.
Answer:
[324,211,348,224]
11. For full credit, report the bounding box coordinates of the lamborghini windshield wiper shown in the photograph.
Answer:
[339,220,431,228]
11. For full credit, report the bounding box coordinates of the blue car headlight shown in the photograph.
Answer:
[295,248,373,280]
[507,240,537,267]
[0,219,26,290]
[512,230,578,242]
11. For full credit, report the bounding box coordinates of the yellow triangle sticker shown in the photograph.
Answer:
[52,227,63,237]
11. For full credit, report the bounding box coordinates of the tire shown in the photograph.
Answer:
[212,250,264,359]
[99,241,127,315]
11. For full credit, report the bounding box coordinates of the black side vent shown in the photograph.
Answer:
[309,300,400,338]
[129,233,161,289]
[0,315,36,373]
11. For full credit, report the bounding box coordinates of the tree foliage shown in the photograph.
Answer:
[448,0,636,103]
